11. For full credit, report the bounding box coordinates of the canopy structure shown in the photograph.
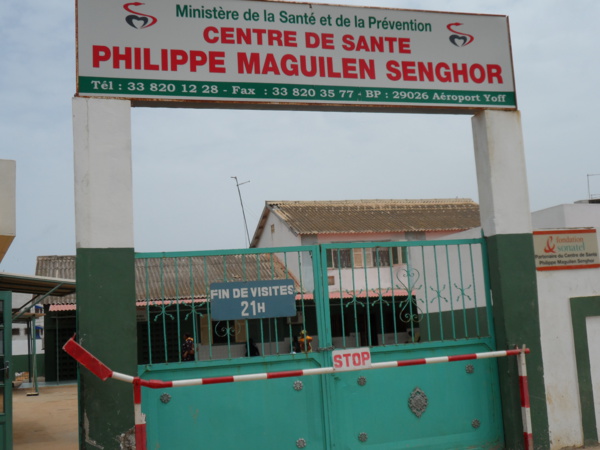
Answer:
[0,272,76,297]
[0,272,76,393]
[0,272,76,321]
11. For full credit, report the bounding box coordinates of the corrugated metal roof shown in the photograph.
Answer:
[251,199,480,246]
[36,254,295,306]
[135,254,294,303]
[0,272,75,296]
[35,256,76,305]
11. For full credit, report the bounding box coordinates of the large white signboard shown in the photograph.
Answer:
[76,0,516,112]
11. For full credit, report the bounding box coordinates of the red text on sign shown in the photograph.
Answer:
[386,61,503,84]
[92,46,226,73]
[237,53,375,79]
[203,26,299,48]
[333,349,372,370]
[341,35,411,54]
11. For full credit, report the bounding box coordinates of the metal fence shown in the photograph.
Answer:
[135,238,493,365]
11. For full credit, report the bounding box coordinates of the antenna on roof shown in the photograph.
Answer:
[588,174,600,200]
[231,176,251,246]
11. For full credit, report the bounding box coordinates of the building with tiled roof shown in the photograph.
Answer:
[36,252,298,380]
[250,198,480,248]
[35,254,294,308]
[250,198,481,305]
[249,198,483,350]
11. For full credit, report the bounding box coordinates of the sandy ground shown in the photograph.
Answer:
[13,384,78,450]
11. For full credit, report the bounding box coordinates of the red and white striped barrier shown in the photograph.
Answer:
[517,345,534,450]
[133,380,147,450]
[63,337,529,387]
[63,337,531,449]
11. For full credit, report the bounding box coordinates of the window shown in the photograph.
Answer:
[372,247,400,267]
[327,246,402,268]
[352,248,372,268]
[327,249,352,268]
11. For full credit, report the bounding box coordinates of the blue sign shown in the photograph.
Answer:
[210,279,296,321]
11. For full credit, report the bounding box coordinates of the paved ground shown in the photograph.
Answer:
[13,384,78,450]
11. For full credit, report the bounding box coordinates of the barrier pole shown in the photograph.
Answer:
[517,345,533,450]
[64,337,530,388]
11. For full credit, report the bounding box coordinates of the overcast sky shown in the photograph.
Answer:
[1,0,599,275]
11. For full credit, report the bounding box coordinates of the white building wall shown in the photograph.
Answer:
[315,232,406,244]
[532,203,600,449]
[588,316,600,438]
[255,213,313,291]
[11,293,45,357]
[533,203,600,230]
[536,269,598,447]
[254,219,457,295]
[254,215,485,312]
[410,240,487,315]
[316,231,468,297]
[0,160,16,235]
[314,232,407,295]
[0,159,16,262]
[255,213,302,249]
[13,338,44,356]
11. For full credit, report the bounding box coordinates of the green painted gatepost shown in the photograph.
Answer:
[472,110,549,448]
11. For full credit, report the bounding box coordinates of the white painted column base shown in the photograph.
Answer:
[472,110,533,237]
[73,97,134,249]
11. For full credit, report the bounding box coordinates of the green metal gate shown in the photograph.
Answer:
[136,238,503,449]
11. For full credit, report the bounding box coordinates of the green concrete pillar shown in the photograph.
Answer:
[73,98,137,448]
[472,110,549,449]
[0,291,13,449]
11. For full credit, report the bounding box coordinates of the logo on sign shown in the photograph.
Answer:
[123,2,157,29]
[332,348,372,372]
[544,236,557,253]
[447,23,474,47]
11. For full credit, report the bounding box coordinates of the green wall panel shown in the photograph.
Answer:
[570,296,600,445]
[11,354,44,376]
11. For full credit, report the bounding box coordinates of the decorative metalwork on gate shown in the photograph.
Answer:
[214,321,242,339]
[408,387,429,418]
